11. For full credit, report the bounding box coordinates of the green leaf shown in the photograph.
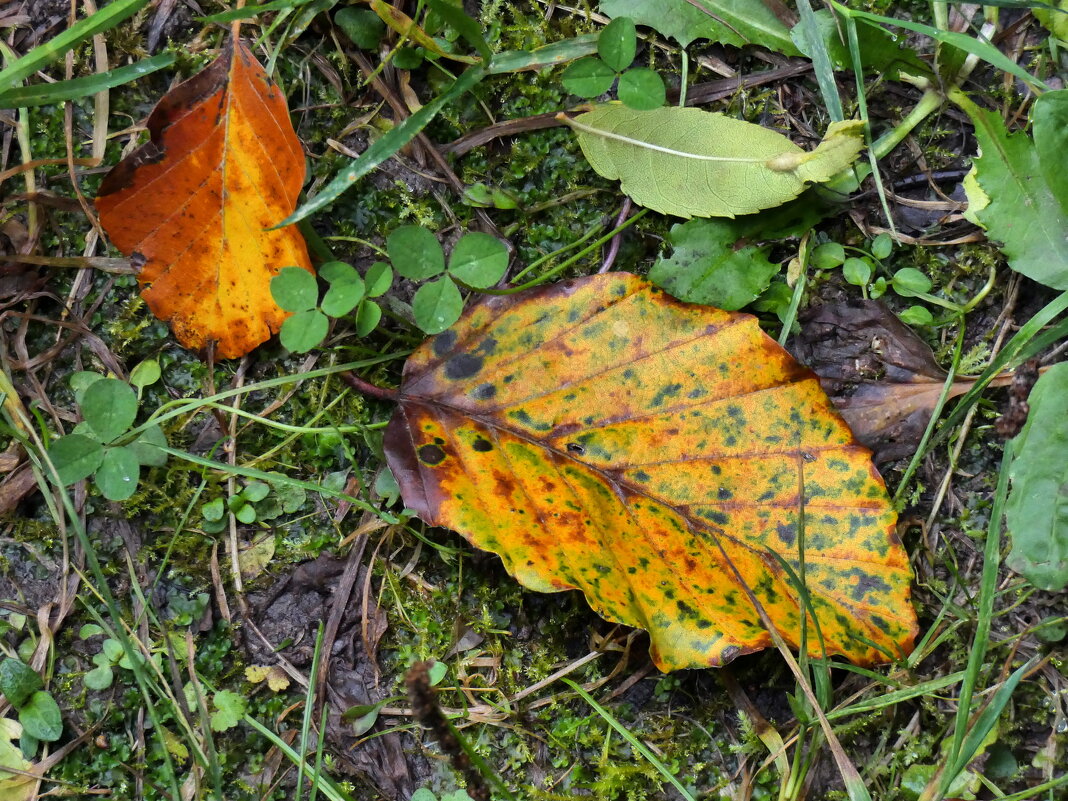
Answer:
[0,659,42,709]
[393,47,424,70]
[960,93,1068,289]
[811,242,845,269]
[871,232,893,260]
[601,0,800,54]
[842,257,872,286]
[271,266,319,312]
[210,690,247,732]
[79,624,104,639]
[280,309,329,353]
[561,57,616,97]
[388,226,446,280]
[81,379,138,442]
[128,424,169,468]
[231,498,257,524]
[320,262,365,317]
[242,482,271,503]
[202,498,225,522]
[447,233,508,288]
[48,434,105,486]
[335,7,386,49]
[598,16,637,71]
[84,664,114,691]
[567,105,864,218]
[365,261,393,297]
[649,219,780,309]
[617,68,666,110]
[18,691,62,742]
[413,276,463,335]
[129,359,161,389]
[355,300,383,336]
[427,661,448,686]
[891,268,932,297]
[488,33,599,74]
[70,371,105,405]
[1005,361,1068,590]
[0,53,175,109]
[95,446,141,501]
[790,8,929,82]
[1035,0,1068,40]
[898,305,933,327]
[341,699,390,736]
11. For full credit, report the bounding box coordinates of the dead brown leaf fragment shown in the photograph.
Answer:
[793,300,1011,462]
[95,36,312,359]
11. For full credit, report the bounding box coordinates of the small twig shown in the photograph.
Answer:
[598,198,632,274]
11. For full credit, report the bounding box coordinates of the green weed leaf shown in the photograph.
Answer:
[242,482,271,503]
[388,226,446,280]
[617,68,665,110]
[95,446,141,501]
[84,664,114,691]
[280,309,329,353]
[897,305,933,327]
[1005,361,1068,590]
[129,359,161,389]
[335,7,385,49]
[48,434,105,486]
[871,233,894,260]
[601,0,799,53]
[271,266,319,312]
[566,106,864,218]
[365,261,393,297]
[598,16,637,71]
[891,268,932,297]
[202,498,225,522]
[320,261,365,317]
[561,57,616,97]
[355,300,383,336]
[961,91,1068,289]
[412,275,463,334]
[842,257,872,286]
[128,425,169,467]
[447,233,508,289]
[812,242,845,269]
[649,219,779,309]
[82,379,138,442]
[0,659,42,708]
[18,691,62,742]
[210,690,247,732]
[70,371,105,405]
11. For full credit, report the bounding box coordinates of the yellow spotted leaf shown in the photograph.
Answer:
[384,273,917,670]
[95,35,312,359]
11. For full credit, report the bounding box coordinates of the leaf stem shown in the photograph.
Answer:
[341,371,399,402]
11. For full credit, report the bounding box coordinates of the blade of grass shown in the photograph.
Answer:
[296,623,325,801]
[0,0,150,90]
[276,66,486,227]
[198,0,317,23]
[563,679,699,801]
[793,0,844,121]
[0,53,174,108]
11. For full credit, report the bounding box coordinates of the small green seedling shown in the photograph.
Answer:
[561,17,665,110]
[46,374,168,501]
[462,182,520,210]
[411,790,475,801]
[0,658,62,747]
[387,226,509,334]
[201,476,305,533]
[272,261,391,353]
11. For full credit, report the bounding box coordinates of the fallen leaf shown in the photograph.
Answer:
[601,0,800,54]
[383,273,916,670]
[1005,361,1068,591]
[564,106,864,219]
[245,664,291,692]
[0,718,34,801]
[96,35,312,359]
[793,301,1018,463]
[238,532,276,580]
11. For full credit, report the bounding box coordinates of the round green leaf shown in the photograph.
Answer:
[48,434,105,486]
[82,379,138,442]
[898,305,934,327]
[842,257,872,286]
[202,497,225,522]
[84,664,114,691]
[0,658,42,708]
[892,267,933,297]
[427,661,448,686]
[387,226,445,280]
[871,232,894,260]
[870,276,889,299]
[321,263,365,317]
[242,482,271,503]
[18,691,62,742]
[128,424,169,468]
[561,58,616,98]
[335,7,385,50]
[234,502,257,524]
[280,309,329,353]
[447,233,509,289]
[271,266,319,312]
[129,359,161,389]
[812,242,845,269]
[365,261,393,298]
[412,276,463,335]
[355,300,383,336]
[598,16,637,72]
[70,371,105,405]
[95,446,141,501]
[617,68,666,110]
[393,47,423,70]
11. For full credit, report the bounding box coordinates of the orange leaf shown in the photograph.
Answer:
[95,37,312,359]
[384,273,917,671]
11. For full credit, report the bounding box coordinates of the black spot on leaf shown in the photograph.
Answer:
[444,353,484,380]
[417,444,446,465]
[472,438,493,453]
